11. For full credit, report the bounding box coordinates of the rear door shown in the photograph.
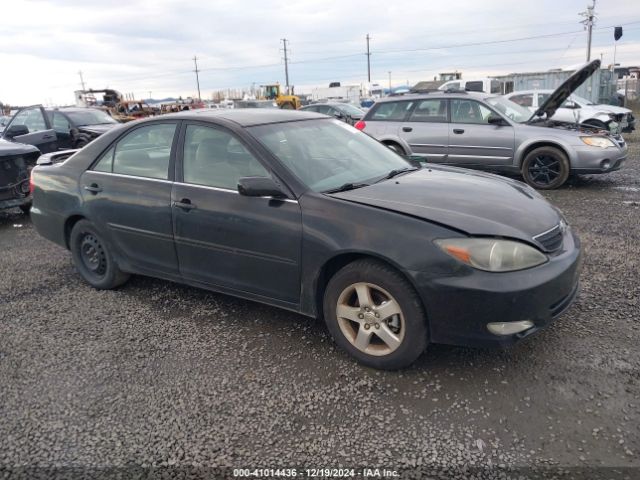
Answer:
[80,121,180,276]
[398,98,449,162]
[447,99,515,167]
[2,106,57,153]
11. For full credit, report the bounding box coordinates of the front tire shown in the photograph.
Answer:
[384,142,406,155]
[69,220,129,289]
[521,146,570,190]
[323,259,428,370]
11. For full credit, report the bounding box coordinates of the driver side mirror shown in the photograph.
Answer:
[563,100,579,109]
[487,114,507,126]
[238,177,287,198]
[4,124,29,138]
[333,112,345,120]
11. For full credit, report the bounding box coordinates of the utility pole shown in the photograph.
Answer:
[78,71,86,90]
[366,34,371,83]
[148,91,152,101]
[281,38,290,94]
[193,55,201,101]
[580,0,596,62]
[388,71,392,95]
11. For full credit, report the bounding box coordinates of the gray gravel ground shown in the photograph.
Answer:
[1,128,639,480]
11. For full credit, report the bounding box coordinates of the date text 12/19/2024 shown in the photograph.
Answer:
[233,468,400,477]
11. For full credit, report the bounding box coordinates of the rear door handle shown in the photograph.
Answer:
[402,126,413,132]
[84,183,102,194]
[453,129,465,134]
[173,199,196,211]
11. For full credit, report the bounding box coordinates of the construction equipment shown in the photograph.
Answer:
[261,84,301,110]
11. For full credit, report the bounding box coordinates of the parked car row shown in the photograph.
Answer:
[356,61,628,189]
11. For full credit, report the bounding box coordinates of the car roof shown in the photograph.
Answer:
[161,108,327,127]
[45,107,105,112]
[373,91,488,104]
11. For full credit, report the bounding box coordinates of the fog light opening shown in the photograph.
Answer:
[600,159,611,170]
[487,320,534,336]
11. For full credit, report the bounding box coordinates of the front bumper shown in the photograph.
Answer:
[411,230,581,348]
[0,195,31,210]
[570,143,628,174]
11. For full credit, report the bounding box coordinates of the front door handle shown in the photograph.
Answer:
[173,199,196,211]
[402,126,413,132]
[453,129,465,134]
[42,134,55,140]
[84,183,102,194]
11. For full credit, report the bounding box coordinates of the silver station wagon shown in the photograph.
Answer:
[356,60,628,189]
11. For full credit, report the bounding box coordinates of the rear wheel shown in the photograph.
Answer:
[323,259,428,370]
[521,146,570,190]
[69,220,129,289]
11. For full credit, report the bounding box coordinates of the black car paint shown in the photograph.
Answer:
[0,139,40,210]
[48,109,120,149]
[31,110,580,348]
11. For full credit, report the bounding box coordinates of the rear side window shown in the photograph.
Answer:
[369,101,413,121]
[465,81,484,92]
[510,94,534,107]
[408,99,448,123]
[109,123,176,180]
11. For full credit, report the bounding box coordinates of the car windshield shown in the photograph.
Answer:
[570,94,595,106]
[65,110,118,126]
[249,119,412,192]
[485,96,532,123]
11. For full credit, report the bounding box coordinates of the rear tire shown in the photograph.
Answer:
[521,146,570,190]
[323,259,428,370]
[69,219,129,289]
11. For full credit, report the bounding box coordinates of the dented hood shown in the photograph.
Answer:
[332,166,562,244]
[532,60,601,121]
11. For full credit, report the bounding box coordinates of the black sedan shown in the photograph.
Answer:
[31,110,581,369]
[300,102,365,125]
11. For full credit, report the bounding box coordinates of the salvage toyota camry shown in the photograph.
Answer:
[31,109,581,369]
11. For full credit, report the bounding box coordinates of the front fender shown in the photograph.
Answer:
[514,137,577,168]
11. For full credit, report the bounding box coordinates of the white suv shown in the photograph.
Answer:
[504,90,635,133]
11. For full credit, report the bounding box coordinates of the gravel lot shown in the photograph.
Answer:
[1,128,639,479]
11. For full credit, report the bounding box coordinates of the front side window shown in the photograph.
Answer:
[249,119,411,193]
[450,100,495,125]
[182,125,269,190]
[111,123,176,179]
[10,108,47,133]
[370,101,413,121]
[408,99,448,123]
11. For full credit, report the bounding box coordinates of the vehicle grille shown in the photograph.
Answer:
[533,223,564,253]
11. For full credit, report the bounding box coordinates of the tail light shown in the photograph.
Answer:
[354,120,366,131]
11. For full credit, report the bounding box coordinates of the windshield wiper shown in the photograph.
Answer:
[377,166,419,182]
[323,182,370,194]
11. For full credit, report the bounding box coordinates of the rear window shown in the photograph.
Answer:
[369,101,413,121]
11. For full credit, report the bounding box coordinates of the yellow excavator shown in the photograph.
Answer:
[262,84,301,110]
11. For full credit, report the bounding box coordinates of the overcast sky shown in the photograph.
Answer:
[1,0,639,105]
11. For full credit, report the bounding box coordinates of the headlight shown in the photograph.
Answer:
[580,136,616,148]
[435,238,547,272]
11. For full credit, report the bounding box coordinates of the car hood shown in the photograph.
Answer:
[331,166,562,244]
[77,123,119,135]
[532,60,601,121]
[0,138,40,157]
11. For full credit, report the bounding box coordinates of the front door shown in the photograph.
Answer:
[2,106,57,153]
[447,99,515,166]
[51,112,73,149]
[172,123,302,305]
[398,98,449,162]
[80,121,180,276]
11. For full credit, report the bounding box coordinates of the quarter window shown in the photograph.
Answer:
[182,125,269,190]
[408,99,448,123]
[450,100,495,125]
[111,123,176,180]
[370,102,413,121]
[93,146,115,172]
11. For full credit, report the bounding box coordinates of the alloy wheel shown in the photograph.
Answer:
[336,282,405,356]
[528,155,561,186]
